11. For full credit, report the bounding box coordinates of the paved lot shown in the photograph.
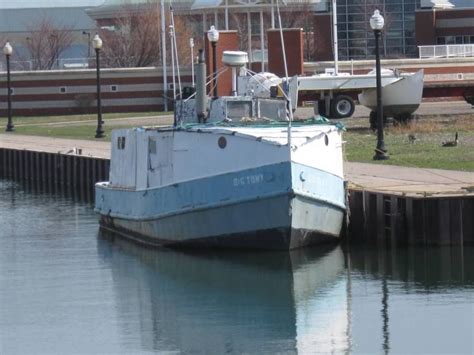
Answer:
[295,100,474,121]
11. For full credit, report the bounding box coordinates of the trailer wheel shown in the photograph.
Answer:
[330,95,355,119]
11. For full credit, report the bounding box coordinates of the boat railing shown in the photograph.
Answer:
[418,44,474,59]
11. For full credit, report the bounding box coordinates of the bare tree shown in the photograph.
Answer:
[97,1,194,68]
[98,3,161,68]
[22,17,74,70]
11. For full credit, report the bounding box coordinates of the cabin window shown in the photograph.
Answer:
[117,136,126,150]
[226,101,252,120]
[148,138,156,154]
[59,87,67,93]
[324,134,329,146]
[111,85,118,92]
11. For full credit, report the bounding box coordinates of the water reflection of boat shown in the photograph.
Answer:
[97,230,350,353]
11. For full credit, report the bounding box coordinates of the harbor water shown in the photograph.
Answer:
[0,180,473,354]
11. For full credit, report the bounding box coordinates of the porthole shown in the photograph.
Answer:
[218,136,227,149]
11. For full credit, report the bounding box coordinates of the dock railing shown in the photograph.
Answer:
[418,44,474,59]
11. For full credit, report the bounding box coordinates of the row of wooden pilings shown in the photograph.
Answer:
[0,148,109,202]
[348,189,474,245]
[1,147,472,245]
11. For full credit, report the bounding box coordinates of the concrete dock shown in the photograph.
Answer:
[1,131,473,245]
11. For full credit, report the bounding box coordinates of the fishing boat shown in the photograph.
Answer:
[95,50,346,250]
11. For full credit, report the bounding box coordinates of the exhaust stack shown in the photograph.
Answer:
[195,49,207,122]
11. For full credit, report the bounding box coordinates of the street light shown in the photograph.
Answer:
[4,42,14,132]
[93,34,105,138]
[190,37,195,87]
[370,9,389,160]
[207,26,219,98]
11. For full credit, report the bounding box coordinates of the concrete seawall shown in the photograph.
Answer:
[0,147,109,201]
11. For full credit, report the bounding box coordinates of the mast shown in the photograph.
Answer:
[161,0,168,111]
[332,0,339,75]
[276,0,293,148]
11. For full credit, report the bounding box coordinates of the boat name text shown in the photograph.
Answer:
[233,174,264,187]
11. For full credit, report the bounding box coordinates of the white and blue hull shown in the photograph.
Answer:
[96,161,346,250]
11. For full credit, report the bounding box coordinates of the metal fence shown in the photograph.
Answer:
[418,44,474,59]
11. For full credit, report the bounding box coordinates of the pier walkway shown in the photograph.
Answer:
[1,133,473,197]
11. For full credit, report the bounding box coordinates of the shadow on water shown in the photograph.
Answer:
[97,228,352,354]
[345,244,474,354]
[346,244,474,289]
[0,178,94,205]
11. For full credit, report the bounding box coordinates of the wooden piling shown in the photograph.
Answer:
[348,188,473,246]
[0,147,109,200]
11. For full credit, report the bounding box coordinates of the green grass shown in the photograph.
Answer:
[1,111,173,140]
[2,111,170,126]
[344,125,474,171]
[12,124,136,141]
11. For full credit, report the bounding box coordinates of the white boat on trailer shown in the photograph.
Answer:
[95,50,347,250]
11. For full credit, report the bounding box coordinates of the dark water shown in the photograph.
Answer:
[0,180,473,354]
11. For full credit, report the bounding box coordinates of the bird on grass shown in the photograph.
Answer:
[442,132,458,147]
[408,134,417,144]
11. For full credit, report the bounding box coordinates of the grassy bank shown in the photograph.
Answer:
[344,114,474,171]
[1,112,173,141]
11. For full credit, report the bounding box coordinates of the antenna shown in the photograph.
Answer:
[332,0,339,75]
[170,5,182,99]
[276,0,293,148]
[160,0,168,111]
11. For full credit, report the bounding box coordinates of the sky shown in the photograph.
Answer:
[0,0,105,9]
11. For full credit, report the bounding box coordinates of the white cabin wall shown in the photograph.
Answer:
[109,129,137,188]
[292,130,344,178]
[135,131,149,190]
[171,132,290,185]
[147,131,175,187]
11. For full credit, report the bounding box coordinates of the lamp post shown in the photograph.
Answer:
[207,26,219,98]
[4,42,14,132]
[93,34,105,138]
[370,9,389,160]
[190,38,195,87]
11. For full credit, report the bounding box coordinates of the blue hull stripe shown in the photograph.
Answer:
[95,162,346,221]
